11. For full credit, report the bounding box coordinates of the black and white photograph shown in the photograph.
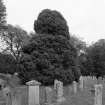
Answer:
[0,0,104,105]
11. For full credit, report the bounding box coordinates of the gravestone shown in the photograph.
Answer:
[56,81,65,103]
[79,76,84,90]
[0,78,12,105]
[11,89,22,105]
[26,80,41,105]
[45,87,53,105]
[73,81,77,94]
[0,74,21,105]
[94,84,103,105]
[54,79,59,90]
[54,79,59,96]
[2,84,22,105]
[2,86,12,105]
[0,78,6,89]
[93,76,95,80]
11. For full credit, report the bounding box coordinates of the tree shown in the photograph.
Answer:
[0,53,17,74]
[82,39,105,78]
[0,0,6,30]
[29,31,36,37]
[70,35,86,54]
[1,24,29,72]
[70,35,86,76]
[21,34,80,85]
[20,9,81,85]
[78,53,88,76]
[34,9,70,40]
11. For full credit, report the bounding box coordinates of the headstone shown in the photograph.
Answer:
[54,79,59,90]
[56,81,65,103]
[73,81,77,94]
[11,90,22,105]
[26,80,41,105]
[45,87,53,105]
[94,84,103,105]
[0,79,5,90]
[2,86,12,105]
[93,76,96,80]
[79,76,84,90]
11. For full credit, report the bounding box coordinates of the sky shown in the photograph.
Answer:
[4,0,105,45]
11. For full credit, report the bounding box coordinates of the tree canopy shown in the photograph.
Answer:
[1,24,29,62]
[0,53,17,74]
[0,24,29,73]
[0,0,6,30]
[80,39,105,78]
[20,9,81,85]
[21,34,80,85]
[34,9,70,40]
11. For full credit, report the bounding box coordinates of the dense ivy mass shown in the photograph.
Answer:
[21,34,80,85]
[34,9,70,40]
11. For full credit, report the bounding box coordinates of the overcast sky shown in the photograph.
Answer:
[4,0,105,45]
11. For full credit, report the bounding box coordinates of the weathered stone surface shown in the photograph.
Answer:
[56,81,65,103]
[73,81,77,94]
[26,80,41,105]
[79,76,84,90]
[45,87,53,104]
[26,80,41,86]
[94,84,103,105]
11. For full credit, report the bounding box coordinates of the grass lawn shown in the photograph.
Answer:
[43,77,105,105]
[60,87,94,105]
[0,77,105,105]
[59,78,105,105]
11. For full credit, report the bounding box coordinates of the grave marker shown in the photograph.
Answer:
[94,84,103,105]
[54,79,59,90]
[2,86,12,105]
[45,87,53,105]
[73,81,77,94]
[79,76,84,90]
[11,89,22,105]
[26,80,41,105]
[56,81,65,103]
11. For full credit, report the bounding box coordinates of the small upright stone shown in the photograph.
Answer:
[2,86,12,105]
[73,81,77,94]
[94,84,103,105]
[56,81,65,103]
[11,89,22,105]
[54,79,59,90]
[45,87,53,105]
[79,76,84,90]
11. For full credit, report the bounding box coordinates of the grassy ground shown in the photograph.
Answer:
[59,78,105,105]
[40,78,105,105]
[60,85,95,105]
[0,78,105,105]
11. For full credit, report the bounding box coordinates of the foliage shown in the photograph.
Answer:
[34,9,70,40]
[0,0,6,30]
[70,35,86,53]
[1,24,29,63]
[81,39,105,78]
[0,24,30,73]
[0,53,17,74]
[20,34,80,85]
[70,35,86,77]
[79,53,88,76]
